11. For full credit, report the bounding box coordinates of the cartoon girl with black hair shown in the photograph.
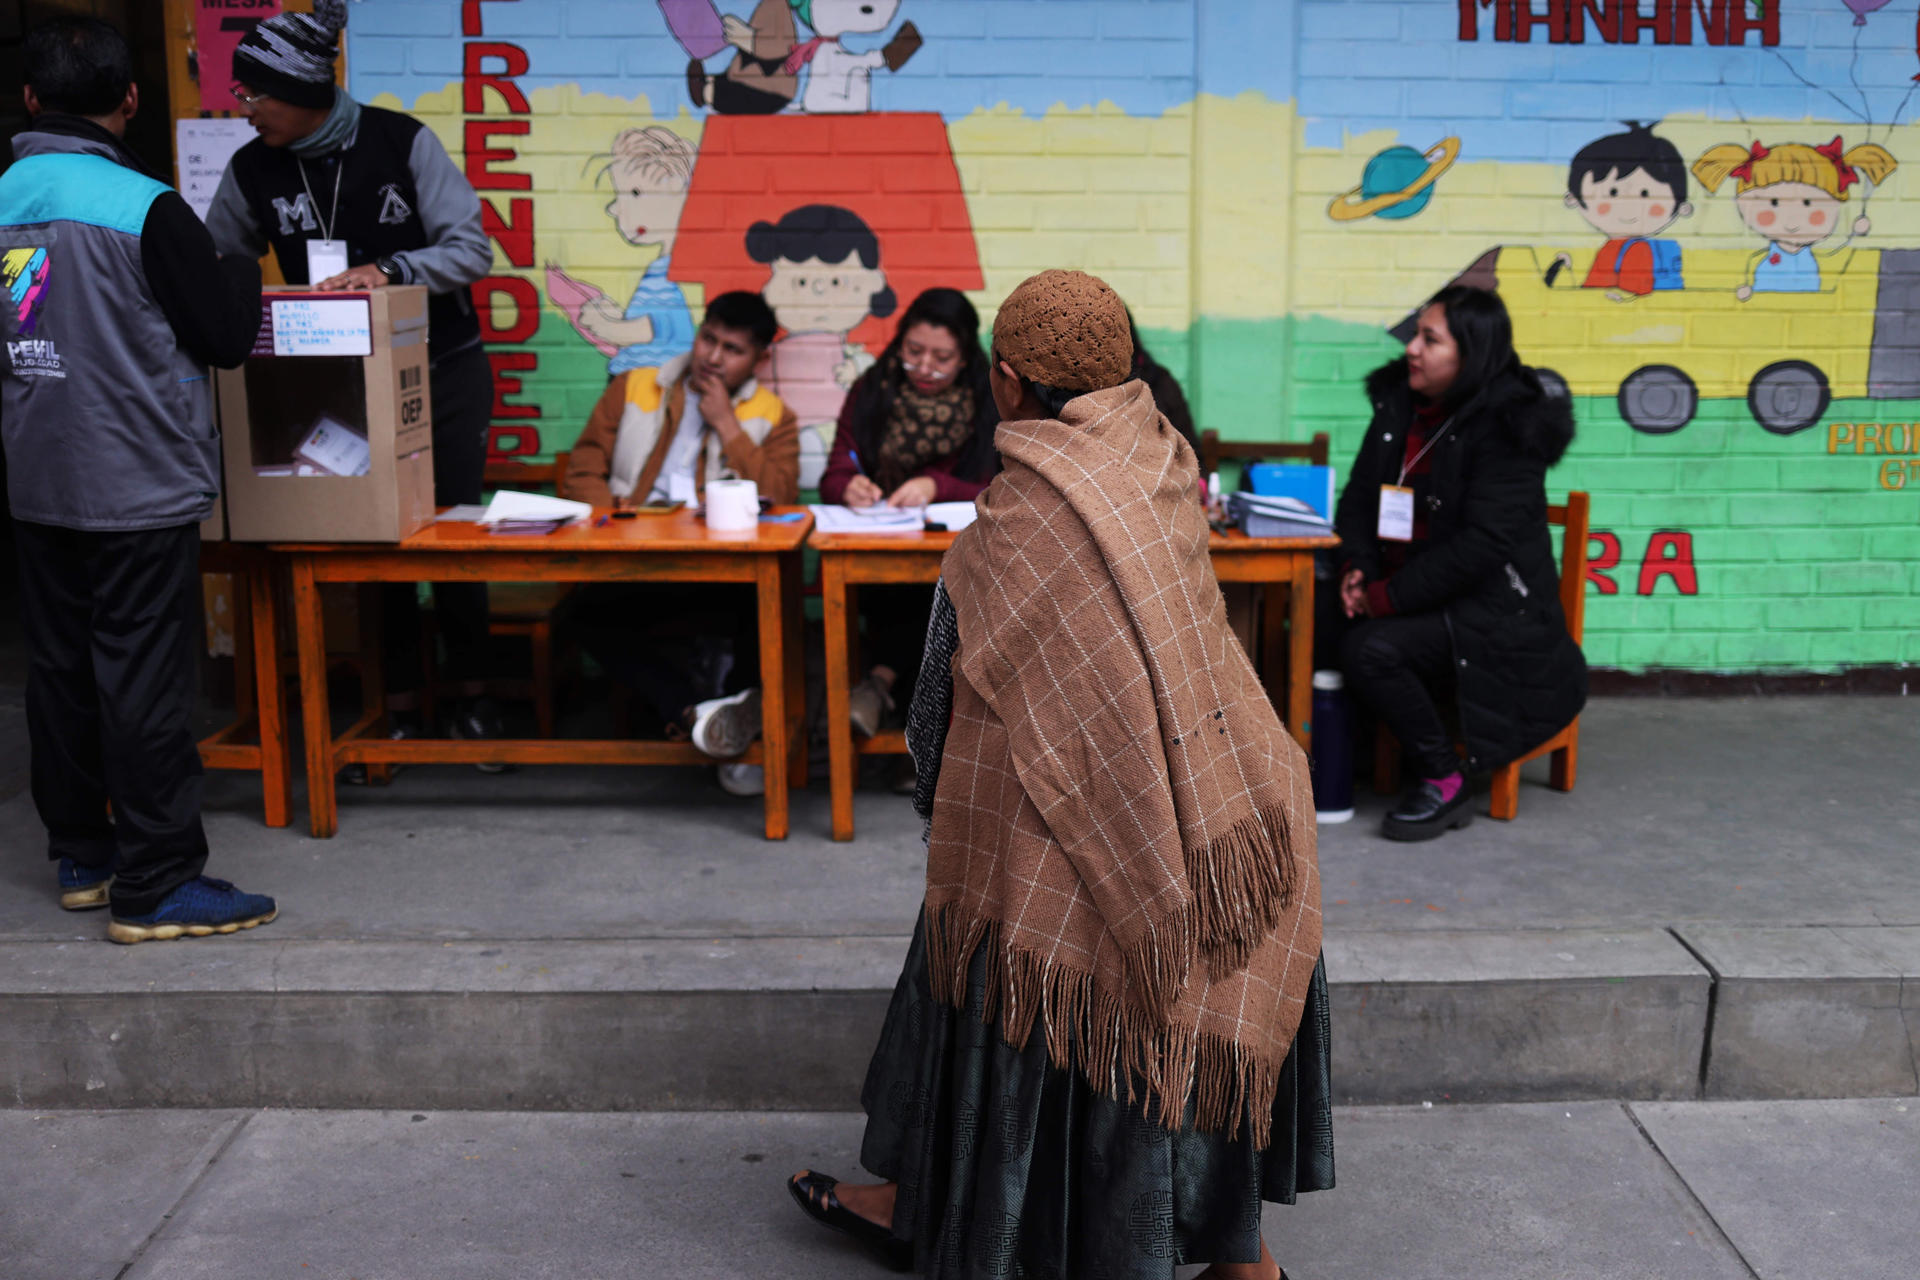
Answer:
[745,204,896,481]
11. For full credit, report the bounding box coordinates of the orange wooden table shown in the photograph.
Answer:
[811,527,1339,841]
[278,509,812,840]
[197,542,293,828]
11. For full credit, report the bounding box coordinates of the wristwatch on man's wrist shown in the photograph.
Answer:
[374,256,402,283]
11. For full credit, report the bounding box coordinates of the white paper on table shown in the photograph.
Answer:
[175,118,256,222]
[808,504,926,534]
[436,504,490,523]
[925,501,978,531]
[479,490,593,525]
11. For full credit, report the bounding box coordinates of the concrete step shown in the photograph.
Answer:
[5,924,1915,1111]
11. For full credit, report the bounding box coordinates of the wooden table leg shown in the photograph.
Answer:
[249,557,292,829]
[821,553,856,841]
[1287,551,1316,753]
[755,555,790,841]
[1259,583,1288,711]
[782,552,807,790]
[357,585,393,786]
[291,557,337,838]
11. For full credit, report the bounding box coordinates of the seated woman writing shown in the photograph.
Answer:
[817,287,1000,772]
[1333,284,1587,842]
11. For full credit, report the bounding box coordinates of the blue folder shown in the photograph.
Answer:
[1245,463,1335,520]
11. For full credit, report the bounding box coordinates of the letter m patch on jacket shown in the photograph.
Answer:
[271,193,318,236]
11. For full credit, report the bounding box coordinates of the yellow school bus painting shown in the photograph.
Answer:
[1402,245,1920,435]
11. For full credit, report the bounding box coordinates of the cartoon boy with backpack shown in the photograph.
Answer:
[1550,121,1692,299]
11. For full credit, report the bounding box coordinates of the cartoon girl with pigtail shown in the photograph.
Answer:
[1692,137,1898,300]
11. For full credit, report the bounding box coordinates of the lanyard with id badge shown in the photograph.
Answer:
[1379,415,1454,542]
[297,156,349,283]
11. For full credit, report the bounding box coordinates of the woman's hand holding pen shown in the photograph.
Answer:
[843,474,885,507]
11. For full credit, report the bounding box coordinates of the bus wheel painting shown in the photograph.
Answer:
[1747,360,1832,436]
[1618,364,1698,435]
[1535,367,1571,401]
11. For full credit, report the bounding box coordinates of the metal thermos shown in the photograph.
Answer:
[1311,669,1354,823]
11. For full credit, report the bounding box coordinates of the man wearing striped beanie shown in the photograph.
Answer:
[208,0,509,762]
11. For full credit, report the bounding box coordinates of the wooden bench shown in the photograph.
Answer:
[1376,490,1590,821]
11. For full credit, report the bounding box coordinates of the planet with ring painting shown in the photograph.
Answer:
[1328,138,1461,221]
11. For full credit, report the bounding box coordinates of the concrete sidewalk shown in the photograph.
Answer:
[6,1098,1915,1280]
[1,696,1915,1109]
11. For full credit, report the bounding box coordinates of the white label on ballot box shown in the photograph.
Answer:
[270,297,373,357]
[305,238,349,283]
[1378,484,1415,542]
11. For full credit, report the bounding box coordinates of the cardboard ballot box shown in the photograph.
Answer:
[219,285,435,542]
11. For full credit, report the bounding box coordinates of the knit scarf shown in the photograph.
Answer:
[291,89,361,157]
[874,370,975,494]
[929,380,1321,1147]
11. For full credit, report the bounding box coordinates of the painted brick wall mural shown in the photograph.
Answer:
[348,0,1920,673]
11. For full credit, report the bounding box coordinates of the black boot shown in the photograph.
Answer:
[1382,778,1474,842]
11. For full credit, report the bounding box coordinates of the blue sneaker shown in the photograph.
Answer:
[57,858,113,911]
[107,876,278,945]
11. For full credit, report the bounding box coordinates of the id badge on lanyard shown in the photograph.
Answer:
[1377,485,1415,542]
[297,157,347,285]
[1379,413,1454,542]
[306,239,349,283]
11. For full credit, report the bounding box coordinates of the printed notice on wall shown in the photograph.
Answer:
[269,298,373,357]
[175,118,257,222]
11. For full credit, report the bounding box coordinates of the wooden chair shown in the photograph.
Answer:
[422,451,573,736]
[1198,429,1330,477]
[1375,491,1590,821]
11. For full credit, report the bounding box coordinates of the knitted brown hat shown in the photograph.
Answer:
[992,269,1134,392]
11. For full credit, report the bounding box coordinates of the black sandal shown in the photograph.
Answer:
[787,1170,914,1272]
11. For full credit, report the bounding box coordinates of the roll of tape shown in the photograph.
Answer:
[705,478,760,532]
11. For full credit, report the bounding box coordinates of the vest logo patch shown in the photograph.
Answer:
[377,183,413,226]
[2,246,62,377]
[272,193,319,236]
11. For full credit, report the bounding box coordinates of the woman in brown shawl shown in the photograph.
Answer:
[788,270,1333,1280]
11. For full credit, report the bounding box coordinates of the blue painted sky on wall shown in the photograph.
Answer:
[1302,2,1920,162]
[350,0,1919,149]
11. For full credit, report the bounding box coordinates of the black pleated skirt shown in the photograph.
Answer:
[858,910,1335,1280]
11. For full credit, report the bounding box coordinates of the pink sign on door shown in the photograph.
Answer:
[196,0,284,112]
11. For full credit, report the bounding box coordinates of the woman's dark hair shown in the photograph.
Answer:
[1127,309,1199,455]
[1419,284,1519,408]
[745,203,898,320]
[847,287,1000,483]
[25,17,132,117]
[703,290,778,348]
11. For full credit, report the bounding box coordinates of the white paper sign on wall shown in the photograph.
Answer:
[175,118,258,222]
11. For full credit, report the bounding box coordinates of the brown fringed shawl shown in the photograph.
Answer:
[928,380,1321,1147]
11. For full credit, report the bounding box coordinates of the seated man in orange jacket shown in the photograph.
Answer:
[563,291,798,797]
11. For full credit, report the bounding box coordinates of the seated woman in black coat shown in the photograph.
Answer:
[1333,284,1587,842]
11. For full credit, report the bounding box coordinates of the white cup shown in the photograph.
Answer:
[705,478,760,532]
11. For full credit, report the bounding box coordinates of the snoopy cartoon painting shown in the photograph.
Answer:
[664,0,920,114]
[789,0,922,114]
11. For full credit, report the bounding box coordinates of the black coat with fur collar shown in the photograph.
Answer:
[1334,358,1587,773]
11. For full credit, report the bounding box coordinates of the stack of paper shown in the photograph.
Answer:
[808,504,926,534]
[1226,491,1335,539]
[925,501,979,532]
[480,490,592,536]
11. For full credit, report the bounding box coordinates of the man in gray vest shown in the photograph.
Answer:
[0,18,278,942]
